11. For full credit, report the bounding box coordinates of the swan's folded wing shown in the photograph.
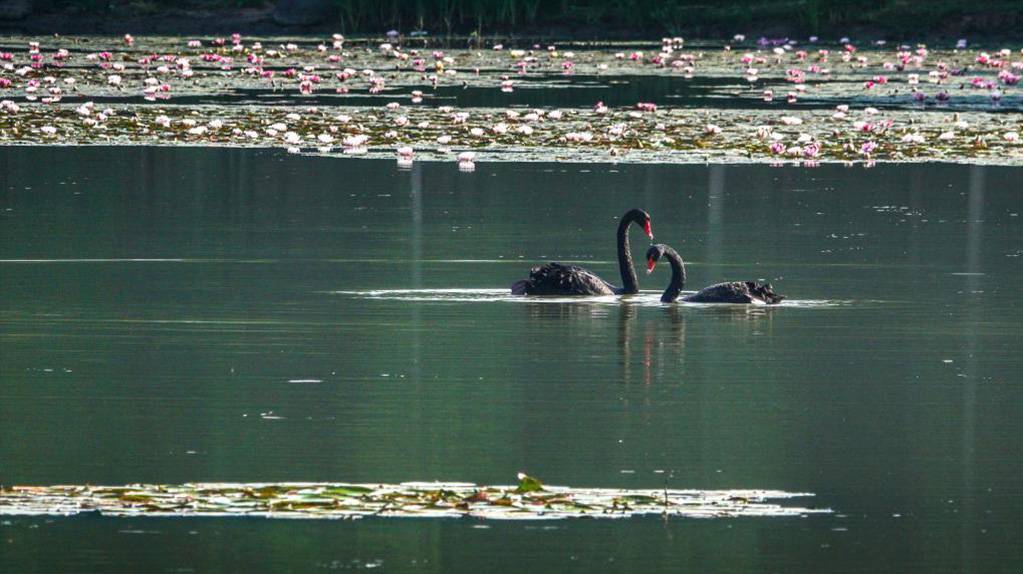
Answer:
[683,281,783,304]
[682,282,755,304]
[525,263,616,295]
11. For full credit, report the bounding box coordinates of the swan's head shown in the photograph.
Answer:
[645,244,667,274]
[625,208,653,240]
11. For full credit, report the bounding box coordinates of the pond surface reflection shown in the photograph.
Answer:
[1,148,1021,572]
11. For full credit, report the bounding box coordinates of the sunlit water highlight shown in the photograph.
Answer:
[332,288,849,308]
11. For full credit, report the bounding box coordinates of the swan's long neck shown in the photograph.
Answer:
[661,247,687,303]
[617,217,639,294]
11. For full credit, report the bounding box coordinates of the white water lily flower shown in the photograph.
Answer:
[564,131,593,142]
[343,134,369,147]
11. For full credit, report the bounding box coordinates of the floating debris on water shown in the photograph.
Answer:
[0,474,830,520]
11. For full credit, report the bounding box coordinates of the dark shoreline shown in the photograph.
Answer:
[1,3,1022,44]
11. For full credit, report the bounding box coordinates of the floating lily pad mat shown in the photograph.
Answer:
[2,34,1021,164]
[0,479,830,520]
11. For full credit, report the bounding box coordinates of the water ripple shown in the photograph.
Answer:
[331,289,850,308]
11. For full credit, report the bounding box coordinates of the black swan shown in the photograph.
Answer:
[511,209,653,296]
[645,244,784,304]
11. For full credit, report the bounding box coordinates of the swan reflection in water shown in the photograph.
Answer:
[522,299,774,387]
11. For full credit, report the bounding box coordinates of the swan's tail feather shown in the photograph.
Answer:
[748,282,784,304]
[510,280,530,295]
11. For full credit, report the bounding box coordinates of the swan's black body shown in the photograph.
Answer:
[646,244,784,304]
[512,209,652,296]
[683,281,784,304]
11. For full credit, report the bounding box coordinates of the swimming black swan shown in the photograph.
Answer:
[511,209,653,296]
[645,244,784,304]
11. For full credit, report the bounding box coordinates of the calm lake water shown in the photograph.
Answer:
[1,147,1022,572]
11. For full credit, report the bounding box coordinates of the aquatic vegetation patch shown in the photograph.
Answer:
[1,34,1021,164]
[1,100,1020,165]
[0,474,829,520]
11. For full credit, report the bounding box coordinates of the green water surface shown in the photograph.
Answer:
[1,147,1021,572]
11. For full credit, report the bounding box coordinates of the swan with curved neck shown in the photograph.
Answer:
[645,244,784,304]
[511,209,653,296]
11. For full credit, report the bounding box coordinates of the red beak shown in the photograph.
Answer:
[643,220,653,240]
[646,258,656,273]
